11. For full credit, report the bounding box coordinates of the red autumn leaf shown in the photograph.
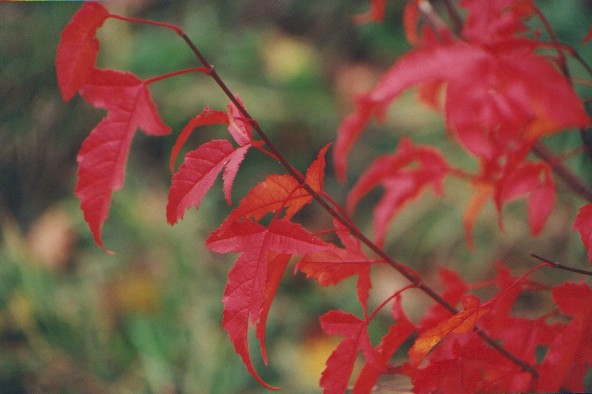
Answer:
[167,139,248,224]
[335,40,590,179]
[206,220,326,390]
[419,268,469,330]
[256,253,291,364]
[495,161,555,235]
[305,143,331,193]
[353,297,416,393]
[76,69,171,249]
[56,2,109,101]
[574,203,592,264]
[537,282,592,391]
[319,310,378,394]
[229,174,308,223]
[169,107,228,173]
[409,294,490,366]
[297,219,374,310]
[228,144,329,223]
[410,333,531,393]
[347,137,448,246]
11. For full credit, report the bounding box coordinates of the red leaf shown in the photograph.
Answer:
[229,174,309,223]
[228,146,328,223]
[56,2,109,101]
[166,139,238,225]
[206,220,326,389]
[347,138,448,246]
[409,295,490,366]
[320,311,378,394]
[537,282,592,391]
[305,143,331,193]
[256,253,291,364]
[76,69,171,249]
[353,297,415,393]
[335,41,589,178]
[353,0,386,24]
[403,0,420,46]
[460,0,535,46]
[169,108,228,173]
[227,97,254,146]
[222,144,250,205]
[574,203,592,265]
[419,268,469,330]
[495,162,555,235]
[297,220,374,310]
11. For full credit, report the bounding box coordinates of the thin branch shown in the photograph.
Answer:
[530,253,592,276]
[532,142,592,202]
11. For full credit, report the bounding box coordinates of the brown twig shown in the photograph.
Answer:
[530,253,592,276]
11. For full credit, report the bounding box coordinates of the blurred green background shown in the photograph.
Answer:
[1,1,592,393]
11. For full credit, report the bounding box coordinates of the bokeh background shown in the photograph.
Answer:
[1,1,592,392]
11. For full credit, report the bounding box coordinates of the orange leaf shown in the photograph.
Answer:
[409,295,490,366]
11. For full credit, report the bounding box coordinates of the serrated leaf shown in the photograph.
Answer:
[353,297,415,393]
[166,139,237,225]
[169,108,228,173]
[56,2,109,101]
[76,69,171,250]
[206,219,326,389]
[320,310,378,394]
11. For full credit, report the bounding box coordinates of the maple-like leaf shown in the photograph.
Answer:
[347,138,448,246]
[206,219,326,389]
[319,310,379,394]
[353,297,415,393]
[409,294,490,366]
[167,139,248,224]
[537,282,592,392]
[56,2,109,101]
[297,219,374,310]
[574,203,592,264]
[76,68,171,249]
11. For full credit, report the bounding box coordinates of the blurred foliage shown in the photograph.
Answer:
[0,1,591,393]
